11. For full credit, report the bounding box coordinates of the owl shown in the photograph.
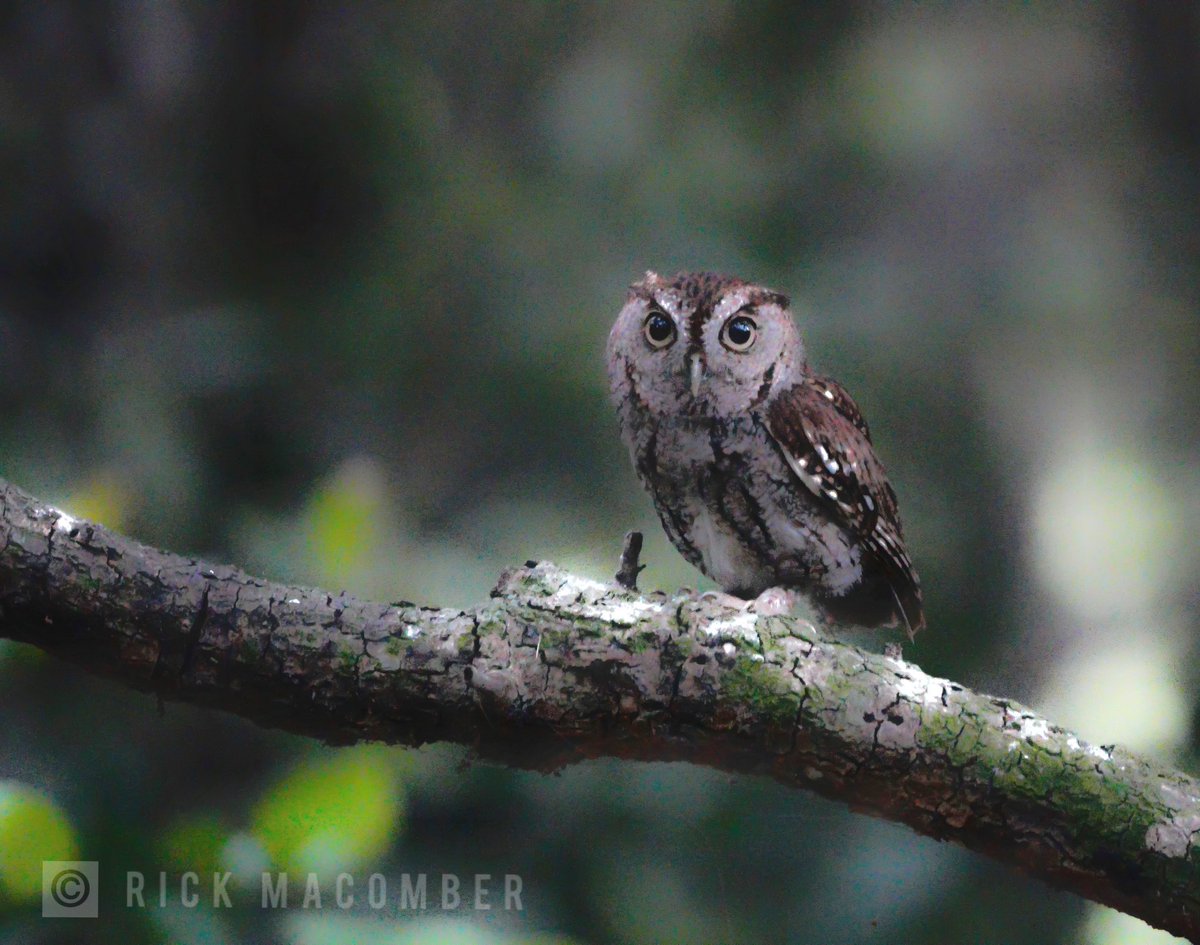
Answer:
[606,270,925,635]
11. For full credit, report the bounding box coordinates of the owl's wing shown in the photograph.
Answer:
[765,376,925,635]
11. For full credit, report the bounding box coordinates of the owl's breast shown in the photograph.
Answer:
[646,416,720,473]
[631,413,864,598]
[687,503,770,593]
[632,415,778,593]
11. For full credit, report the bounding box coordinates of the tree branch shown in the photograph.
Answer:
[2,476,1200,939]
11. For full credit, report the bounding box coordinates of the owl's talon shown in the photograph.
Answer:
[748,587,799,616]
[698,589,752,611]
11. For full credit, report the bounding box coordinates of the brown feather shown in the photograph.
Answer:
[766,376,925,635]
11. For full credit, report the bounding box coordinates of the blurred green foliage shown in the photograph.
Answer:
[2,2,1199,943]
[252,747,405,877]
[0,784,79,903]
[159,815,227,880]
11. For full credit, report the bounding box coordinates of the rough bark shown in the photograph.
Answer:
[2,476,1200,939]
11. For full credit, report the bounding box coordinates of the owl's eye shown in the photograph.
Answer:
[643,311,676,349]
[720,314,758,352]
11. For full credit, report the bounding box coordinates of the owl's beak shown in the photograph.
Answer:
[689,353,704,397]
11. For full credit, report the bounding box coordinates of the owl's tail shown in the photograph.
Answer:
[886,579,926,641]
[865,530,926,639]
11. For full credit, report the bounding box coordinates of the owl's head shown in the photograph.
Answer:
[607,270,806,418]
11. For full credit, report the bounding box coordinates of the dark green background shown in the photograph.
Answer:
[2,3,1199,943]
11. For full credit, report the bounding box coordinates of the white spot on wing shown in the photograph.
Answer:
[781,449,826,501]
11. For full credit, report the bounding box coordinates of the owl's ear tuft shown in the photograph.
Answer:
[628,270,662,300]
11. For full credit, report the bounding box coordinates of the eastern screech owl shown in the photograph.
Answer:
[606,270,924,635]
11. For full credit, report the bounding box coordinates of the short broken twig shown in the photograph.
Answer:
[614,530,645,591]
